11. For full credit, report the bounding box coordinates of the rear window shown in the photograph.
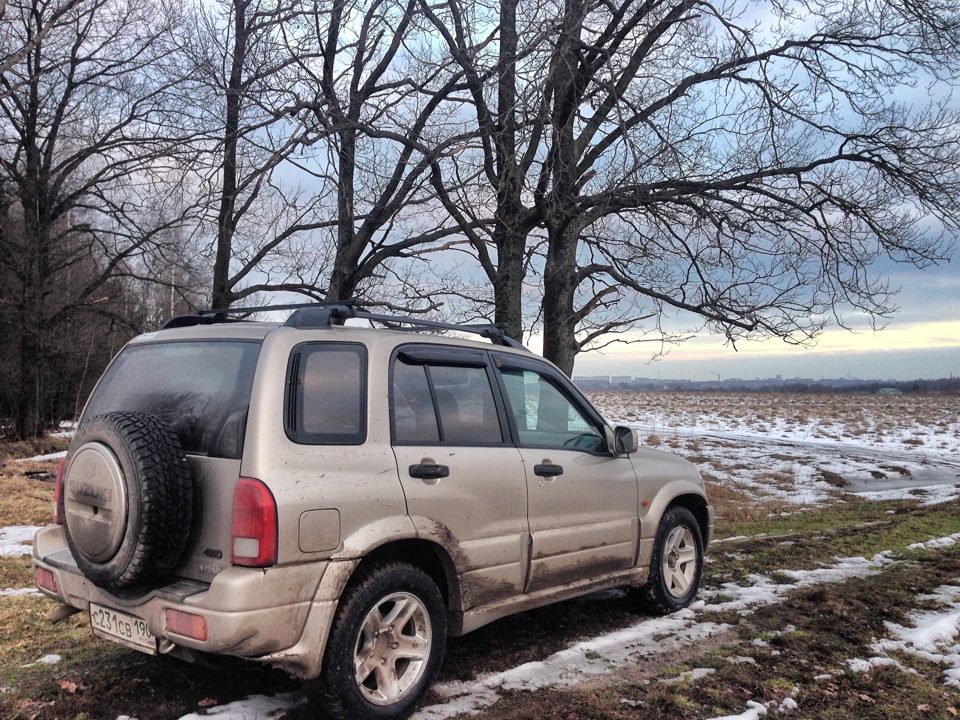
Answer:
[82,340,261,459]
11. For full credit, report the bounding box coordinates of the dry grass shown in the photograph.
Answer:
[2,395,960,719]
[590,390,960,451]
[0,437,69,464]
[0,462,58,527]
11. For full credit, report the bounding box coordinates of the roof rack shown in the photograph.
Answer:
[159,301,529,351]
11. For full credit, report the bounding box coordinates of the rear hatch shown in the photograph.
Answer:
[80,338,262,584]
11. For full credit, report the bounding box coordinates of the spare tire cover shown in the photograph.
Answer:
[62,411,193,591]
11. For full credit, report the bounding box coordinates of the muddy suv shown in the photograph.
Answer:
[33,303,712,719]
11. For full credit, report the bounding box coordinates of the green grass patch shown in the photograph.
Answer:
[467,551,960,719]
[708,500,959,578]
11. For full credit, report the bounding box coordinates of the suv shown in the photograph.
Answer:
[33,303,712,719]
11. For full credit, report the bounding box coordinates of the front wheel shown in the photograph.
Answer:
[638,505,703,614]
[315,562,447,720]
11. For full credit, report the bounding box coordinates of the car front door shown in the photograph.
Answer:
[495,360,639,594]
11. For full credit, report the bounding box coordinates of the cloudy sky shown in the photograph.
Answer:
[571,261,959,382]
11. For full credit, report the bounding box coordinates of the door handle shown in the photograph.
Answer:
[409,463,450,480]
[534,464,563,477]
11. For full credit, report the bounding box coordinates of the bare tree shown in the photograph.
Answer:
[0,0,196,436]
[533,0,960,373]
[285,0,482,310]
[421,0,552,339]
[428,0,958,374]
[0,0,82,96]
[181,0,342,309]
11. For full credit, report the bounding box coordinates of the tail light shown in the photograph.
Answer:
[54,457,66,525]
[166,609,208,641]
[231,478,277,567]
[36,567,57,594]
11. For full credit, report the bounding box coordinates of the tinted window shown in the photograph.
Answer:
[500,368,604,452]
[430,365,503,444]
[83,340,261,459]
[392,361,440,443]
[288,344,366,445]
[391,355,503,445]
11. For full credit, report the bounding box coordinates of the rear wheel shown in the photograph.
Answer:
[316,562,446,720]
[638,505,703,614]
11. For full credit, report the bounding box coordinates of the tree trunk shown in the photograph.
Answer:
[16,326,41,437]
[211,0,248,310]
[326,127,360,301]
[493,227,526,342]
[490,0,526,342]
[540,0,587,375]
[541,224,580,375]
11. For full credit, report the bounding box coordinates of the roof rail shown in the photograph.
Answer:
[159,301,360,330]
[159,301,529,351]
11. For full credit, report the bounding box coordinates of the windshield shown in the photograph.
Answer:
[82,340,261,459]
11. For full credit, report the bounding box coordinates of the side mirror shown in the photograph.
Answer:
[614,426,639,455]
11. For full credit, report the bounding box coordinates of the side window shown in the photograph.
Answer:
[391,355,503,445]
[500,368,604,452]
[287,344,366,444]
[430,365,503,444]
[392,360,440,443]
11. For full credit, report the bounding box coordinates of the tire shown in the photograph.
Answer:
[61,411,192,591]
[638,505,704,615]
[315,562,447,720]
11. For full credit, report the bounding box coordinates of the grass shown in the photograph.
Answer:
[0,436,69,464]
[2,393,960,719]
[590,390,960,454]
[460,549,960,719]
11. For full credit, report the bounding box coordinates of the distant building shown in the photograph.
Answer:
[573,375,612,390]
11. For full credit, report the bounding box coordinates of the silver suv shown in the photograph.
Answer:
[33,303,713,719]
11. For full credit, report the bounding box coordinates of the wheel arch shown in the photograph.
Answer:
[354,538,461,611]
[667,493,713,548]
[642,480,713,548]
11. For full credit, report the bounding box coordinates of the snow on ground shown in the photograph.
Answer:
[17,450,67,462]
[707,700,769,720]
[0,525,41,557]
[0,587,42,597]
[175,692,305,719]
[165,541,884,720]
[848,583,960,687]
[589,393,960,509]
[412,550,897,719]
[2,392,956,719]
[910,533,960,551]
[589,392,960,459]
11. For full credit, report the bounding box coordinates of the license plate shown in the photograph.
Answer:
[89,603,157,655]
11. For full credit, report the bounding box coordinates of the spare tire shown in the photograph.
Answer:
[61,411,193,591]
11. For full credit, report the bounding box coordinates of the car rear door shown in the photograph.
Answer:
[389,345,528,609]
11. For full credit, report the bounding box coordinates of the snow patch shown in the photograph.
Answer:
[176,692,305,719]
[847,583,960,686]
[706,699,768,720]
[908,533,960,551]
[16,450,67,462]
[0,526,42,556]
[0,587,42,597]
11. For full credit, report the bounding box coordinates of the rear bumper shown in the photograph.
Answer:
[32,525,336,676]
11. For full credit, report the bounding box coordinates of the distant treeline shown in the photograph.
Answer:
[577,377,960,395]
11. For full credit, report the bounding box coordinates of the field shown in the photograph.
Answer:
[1,392,959,720]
